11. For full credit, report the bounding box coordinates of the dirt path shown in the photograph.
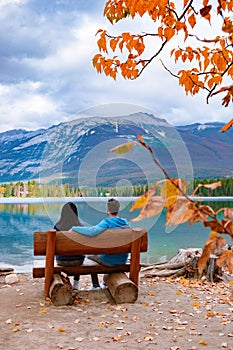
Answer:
[0,273,233,350]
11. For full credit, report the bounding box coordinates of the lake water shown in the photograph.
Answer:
[0,197,232,272]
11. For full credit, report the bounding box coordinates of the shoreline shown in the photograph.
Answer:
[0,196,233,204]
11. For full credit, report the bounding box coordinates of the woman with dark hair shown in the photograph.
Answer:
[54,202,100,290]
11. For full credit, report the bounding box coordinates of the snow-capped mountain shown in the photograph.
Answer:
[0,114,232,186]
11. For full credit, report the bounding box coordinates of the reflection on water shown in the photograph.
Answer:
[0,200,232,272]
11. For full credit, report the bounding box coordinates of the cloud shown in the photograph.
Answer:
[0,0,231,132]
[0,80,61,131]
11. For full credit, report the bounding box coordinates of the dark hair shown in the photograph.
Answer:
[54,202,81,231]
[107,198,120,215]
[67,202,78,216]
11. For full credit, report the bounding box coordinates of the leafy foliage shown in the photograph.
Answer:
[111,136,233,274]
[93,0,233,131]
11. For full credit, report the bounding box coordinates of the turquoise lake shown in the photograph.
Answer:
[0,198,232,272]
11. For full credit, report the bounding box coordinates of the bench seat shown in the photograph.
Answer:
[33,227,148,297]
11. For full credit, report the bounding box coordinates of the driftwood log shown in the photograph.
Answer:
[140,247,232,282]
[104,272,138,304]
[49,273,74,306]
[140,248,202,278]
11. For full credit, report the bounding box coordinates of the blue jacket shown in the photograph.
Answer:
[72,216,130,265]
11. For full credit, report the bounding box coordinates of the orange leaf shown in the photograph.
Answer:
[222,18,233,33]
[164,27,175,41]
[12,328,20,332]
[58,327,66,332]
[95,29,103,36]
[109,141,137,154]
[110,38,118,51]
[40,309,47,314]
[220,118,233,132]
[204,220,226,233]
[193,301,200,307]
[131,196,165,222]
[205,311,216,317]
[137,134,144,142]
[188,13,196,28]
[158,26,163,39]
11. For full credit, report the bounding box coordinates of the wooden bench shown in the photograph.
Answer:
[33,227,148,299]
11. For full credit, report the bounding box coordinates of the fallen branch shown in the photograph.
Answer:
[141,262,185,272]
[144,267,186,278]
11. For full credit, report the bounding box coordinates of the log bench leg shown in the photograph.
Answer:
[49,274,73,306]
[104,272,138,303]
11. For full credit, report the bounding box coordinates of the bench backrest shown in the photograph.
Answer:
[34,227,148,256]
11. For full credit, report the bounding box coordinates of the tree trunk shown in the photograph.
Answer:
[104,272,138,304]
[49,274,73,306]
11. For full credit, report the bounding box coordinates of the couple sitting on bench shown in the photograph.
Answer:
[54,198,130,291]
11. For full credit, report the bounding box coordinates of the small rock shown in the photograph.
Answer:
[5,274,18,284]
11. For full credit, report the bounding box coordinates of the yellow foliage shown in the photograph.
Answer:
[160,179,187,208]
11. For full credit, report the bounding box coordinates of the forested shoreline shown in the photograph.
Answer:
[0,177,232,198]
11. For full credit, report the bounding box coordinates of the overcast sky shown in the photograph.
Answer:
[0,0,231,132]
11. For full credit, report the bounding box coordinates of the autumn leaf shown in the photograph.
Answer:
[144,334,154,341]
[189,205,215,225]
[193,301,200,307]
[200,5,212,19]
[109,141,137,154]
[39,309,47,314]
[58,327,66,332]
[130,185,156,212]
[176,290,183,295]
[204,220,226,233]
[220,118,233,132]
[130,194,148,212]
[147,291,155,296]
[112,335,122,341]
[199,339,208,345]
[94,1,233,108]
[222,17,233,33]
[12,328,20,332]
[197,181,222,190]
[221,220,233,238]
[205,311,216,317]
[188,13,196,28]
[160,179,187,208]
[166,198,194,226]
[131,196,165,221]
[223,208,233,219]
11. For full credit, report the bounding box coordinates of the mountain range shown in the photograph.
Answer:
[0,113,232,187]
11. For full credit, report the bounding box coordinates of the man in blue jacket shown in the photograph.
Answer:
[72,198,130,266]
